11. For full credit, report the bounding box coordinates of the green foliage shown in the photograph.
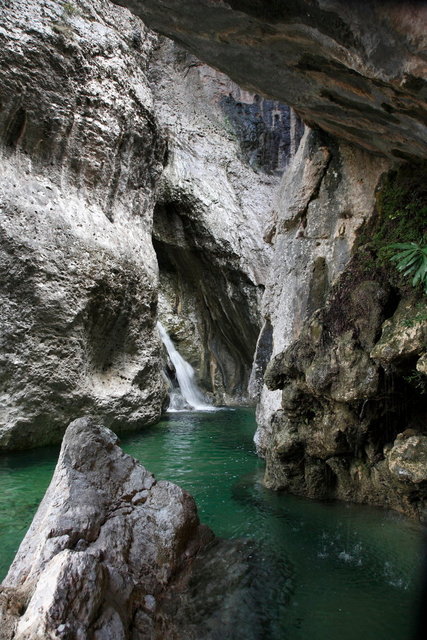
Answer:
[356,162,427,291]
[388,242,427,294]
[403,370,427,395]
[403,301,427,327]
[63,2,78,16]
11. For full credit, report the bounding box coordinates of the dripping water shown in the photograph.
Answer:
[157,321,216,412]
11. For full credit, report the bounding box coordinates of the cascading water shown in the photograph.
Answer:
[157,321,216,411]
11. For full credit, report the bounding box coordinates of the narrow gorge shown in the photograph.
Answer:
[0,1,426,639]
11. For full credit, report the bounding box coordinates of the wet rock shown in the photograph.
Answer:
[113,0,427,160]
[371,297,427,367]
[387,433,427,485]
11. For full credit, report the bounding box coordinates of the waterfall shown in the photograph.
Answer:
[157,322,216,412]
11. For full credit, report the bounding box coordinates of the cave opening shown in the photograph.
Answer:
[152,200,261,405]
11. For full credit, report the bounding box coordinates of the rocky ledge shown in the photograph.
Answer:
[0,417,274,640]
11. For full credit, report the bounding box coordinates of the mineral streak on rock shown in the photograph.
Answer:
[112,0,427,160]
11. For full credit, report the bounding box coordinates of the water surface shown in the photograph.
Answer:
[0,409,423,639]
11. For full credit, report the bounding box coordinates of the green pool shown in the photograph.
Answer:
[0,409,423,639]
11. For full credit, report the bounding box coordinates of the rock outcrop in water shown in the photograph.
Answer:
[0,416,280,640]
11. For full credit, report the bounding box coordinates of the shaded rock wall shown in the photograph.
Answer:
[253,128,391,449]
[260,159,427,520]
[0,0,168,448]
[150,39,291,403]
[113,0,427,160]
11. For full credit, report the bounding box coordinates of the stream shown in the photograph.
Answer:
[0,408,423,639]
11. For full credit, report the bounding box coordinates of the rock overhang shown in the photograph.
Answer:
[112,0,427,160]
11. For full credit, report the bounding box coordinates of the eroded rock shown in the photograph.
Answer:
[150,38,287,403]
[0,0,168,448]
[0,416,291,639]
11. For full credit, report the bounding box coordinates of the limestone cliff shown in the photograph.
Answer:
[150,38,294,403]
[0,0,170,449]
[258,151,427,520]
[0,0,281,443]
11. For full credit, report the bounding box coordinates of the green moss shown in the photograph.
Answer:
[357,162,427,292]
[63,2,79,16]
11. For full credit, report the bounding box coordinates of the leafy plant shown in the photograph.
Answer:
[388,241,427,293]
[63,2,78,15]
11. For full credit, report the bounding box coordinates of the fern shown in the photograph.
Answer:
[388,242,427,293]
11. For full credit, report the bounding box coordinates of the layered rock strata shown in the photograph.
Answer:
[0,416,280,640]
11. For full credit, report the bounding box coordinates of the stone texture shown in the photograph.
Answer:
[0,416,213,639]
[371,297,427,366]
[260,239,427,519]
[0,0,168,448]
[387,432,427,485]
[113,0,427,160]
[254,128,391,454]
[0,416,287,640]
[149,38,288,403]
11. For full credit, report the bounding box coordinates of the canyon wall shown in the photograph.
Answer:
[0,0,168,448]
[150,38,296,403]
[115,0,427,518]
[0,0,283,445]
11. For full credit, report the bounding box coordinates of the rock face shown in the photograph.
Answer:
[0,416,281,640]
[113,0,427,160]
[150,38,295,403]
[258,153,427,519]
[0,416,211,638]
[0,0,285,442]
[0,0,168,448]
[253,128,391,450]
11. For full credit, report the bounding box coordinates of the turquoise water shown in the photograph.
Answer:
[0,408,424,639]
